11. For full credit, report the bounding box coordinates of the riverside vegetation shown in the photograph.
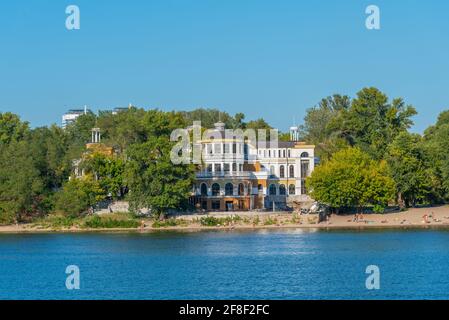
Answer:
[1,87,449,228]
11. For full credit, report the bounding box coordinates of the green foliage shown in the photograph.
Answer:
[0,112,30,145]
[81,153,125,199]
[386,132,432,207]
[199,215,242,226]
[344,88,417,159]
[307,147,396,211]
[151,218,187,228]
[124,110,195,218]
[55,176,105,217]
[0,140,44,224]
[263,216,278,225]
[83,214,139,229]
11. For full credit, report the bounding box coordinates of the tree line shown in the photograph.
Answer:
[0,87,448,223]
[0,107,280,224]
[305,87,449,212]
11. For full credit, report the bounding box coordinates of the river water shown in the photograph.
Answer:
[0,229,448,299]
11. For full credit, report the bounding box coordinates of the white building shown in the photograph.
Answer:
[190,122,315,211]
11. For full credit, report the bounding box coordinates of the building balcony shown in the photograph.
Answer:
[196,171,253,179]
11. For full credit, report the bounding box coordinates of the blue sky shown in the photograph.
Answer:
[0,0,448,133]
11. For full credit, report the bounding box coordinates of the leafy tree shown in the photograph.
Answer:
[0,112,29,145]
[97,107,148,153]
[55,175,105,217]
[422,111,449,202]
[81,153,125,199]
[300,95,351,159]
[307,147,396,212]
[123,110,194,218]
[29,125,70,191]
[343,88,417,159]
[386,132,432,207]
[0,141,44,223]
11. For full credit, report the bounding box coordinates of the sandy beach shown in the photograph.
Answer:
[1,205,449,233]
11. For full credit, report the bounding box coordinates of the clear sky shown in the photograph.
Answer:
[1,0,448,133]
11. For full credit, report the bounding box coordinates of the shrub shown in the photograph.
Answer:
[83,215,139,229]
[152,218,186,228]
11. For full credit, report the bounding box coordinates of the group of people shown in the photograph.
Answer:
[353,213,364,222]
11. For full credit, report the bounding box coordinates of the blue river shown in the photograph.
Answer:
[0,229,448,300]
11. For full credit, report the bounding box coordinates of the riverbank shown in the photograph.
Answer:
[1,205,448,233]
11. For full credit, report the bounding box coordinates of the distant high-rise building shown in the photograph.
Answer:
[62,106,90,128]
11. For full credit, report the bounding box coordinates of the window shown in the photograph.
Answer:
[268,150,271,157]
[239,164,243,171]
[279,165,285,178]
[224,163,230,172]
[212,183,220,196]
[288,149,291,158]
[289,165,295,178]
[269,184,277,195]
[301,160,310,178]
[225,183,233,196]
[214,143,221,154]
[301,180,307,195]
[224,143,230,154]
[211,200,220,210]
[264,150,266,158]
[207,144,212,154]
[279,184,286,196]
[232,163,237,172]
[301,152,309,158]
[238,183,245,196]
[289,184,296,195]
[207,164,212,172]
[270,165,275,176]
[278,150,281,157]
[283,150,286,158]
[214,163,221,172]
[200,183,208,196]
[232,143,237,154]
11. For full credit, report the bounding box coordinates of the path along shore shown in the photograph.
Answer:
[1,205,449,234]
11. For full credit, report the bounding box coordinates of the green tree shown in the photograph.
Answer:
[344,88,417,159]
[0,112,29,145]
[81,153,125,199]
[300,95,351,159]
[124,137,195,218]
[386,132,431,207]
[422,110,449,202]
[55,175,105,217]
[307,147,396,212]
[0,140,44,223]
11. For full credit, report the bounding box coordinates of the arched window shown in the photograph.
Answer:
[225,183,234,196]
[211,183,220,196]
[279,165,285,178]
[200,183,208,196]
[269,184,277,195]
[289,165,295,178]
[301,152,309,158]
[238,183,245,196]
[270,165,275,176]
[289,184,296,195]
[279,184,286,195]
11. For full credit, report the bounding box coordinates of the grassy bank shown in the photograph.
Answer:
[32,212,140,230]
